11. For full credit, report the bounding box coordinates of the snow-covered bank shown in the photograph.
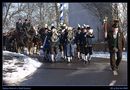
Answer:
[3,51,42,85]
[92,51,127,61]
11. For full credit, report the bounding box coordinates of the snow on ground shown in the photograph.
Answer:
[92,51,127,61]
[2,50,127,85]
[3,51,42,85]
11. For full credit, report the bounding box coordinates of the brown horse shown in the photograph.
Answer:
[33,34,42,54]
[24,26,36,55]
[13,26,36,55]
[13,28,25,53]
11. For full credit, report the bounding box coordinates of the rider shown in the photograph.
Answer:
[16,18,23,33]
[23,19,28,32]
[27,19,32,31]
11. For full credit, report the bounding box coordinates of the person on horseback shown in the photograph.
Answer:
[16,18,23,33]
[23,19,28,31]
[27,19,33,31]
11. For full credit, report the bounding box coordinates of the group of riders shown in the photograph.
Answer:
[3,18,95,63]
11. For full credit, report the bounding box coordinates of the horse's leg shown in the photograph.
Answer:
[35,40,38,54]
[35,45,37,54]
[31,41,34,54]
[16,43,18,53]
[30,42,33,55]
[18,47,20,53]
[36,41,40,55]
[26,46,29,55]
[35,42,39,54]
[28,45,31,55]
[33,44,35,54]
[34,44,37,54]
[61,45,64,58]
[19,46,21,53]
[36,42,40,55]
[31,43,34,55]
[36,43,40,55]
[21,46,24,54]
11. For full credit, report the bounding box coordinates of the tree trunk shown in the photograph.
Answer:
[55,3,59,28]
[3,3,11,28]
[40,3,42,26]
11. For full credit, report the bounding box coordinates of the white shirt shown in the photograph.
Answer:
[113,28,118,39]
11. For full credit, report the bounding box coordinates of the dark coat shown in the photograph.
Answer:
[86,33,95,47]
[79,32,86,45]
[22,22,28,31]
[59,29,68,45]
[16,22,23,31]
[42,32,52,49]
[107,31,125,52]
[27,22,32,30]
[74,31,81,45]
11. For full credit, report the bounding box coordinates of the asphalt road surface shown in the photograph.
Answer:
[12,56,127,86]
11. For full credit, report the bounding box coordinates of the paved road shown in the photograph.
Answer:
[14,57,127,86]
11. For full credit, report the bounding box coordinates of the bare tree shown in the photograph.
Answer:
[3,3,12,29]
[81,3,113,23]
[55,3,60,27]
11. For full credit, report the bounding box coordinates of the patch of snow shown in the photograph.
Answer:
[3,50,42,85]
[92,51,127,61]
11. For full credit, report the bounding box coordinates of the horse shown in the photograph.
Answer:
[14,25,36,55]
[3,32,7,50]
[15,28,26,53]
[3,29,17,52]
[24,26,36,55]
[33,34,42,54]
